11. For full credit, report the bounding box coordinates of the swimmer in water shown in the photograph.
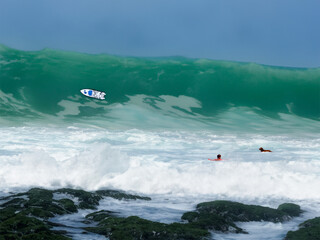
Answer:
[208,154,223,161]
[259,147,272,152]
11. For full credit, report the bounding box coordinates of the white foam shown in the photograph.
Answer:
[0,127,319,201]
[106,158,320,200]
[0,142,130,190]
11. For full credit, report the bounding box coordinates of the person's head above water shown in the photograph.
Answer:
[259,147,272,152]
[217,154,221,159]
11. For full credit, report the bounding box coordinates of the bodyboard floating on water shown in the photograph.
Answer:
[208,158,223,161]
[80,89,106,100]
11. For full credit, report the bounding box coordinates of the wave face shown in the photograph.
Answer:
[0,45,319,132]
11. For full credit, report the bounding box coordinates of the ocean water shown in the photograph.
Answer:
[0,45,320,239]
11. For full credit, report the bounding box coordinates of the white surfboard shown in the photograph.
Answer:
[80,89,106,100]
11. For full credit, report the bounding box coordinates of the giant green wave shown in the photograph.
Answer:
[0,44,319,130]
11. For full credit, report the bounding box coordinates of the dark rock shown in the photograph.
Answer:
[53,188,102,210]
[57,198,78,213]
[0,213,70,240]
[4,188,68,219]
[277,203,302,217]
[0,207,18,222]
[53,188,150,209]
[0,188,304,240]
[182,200,302,234]
[1,198,27,208]
[85,215,209,240]
[285,217,320,240]
[182,211,245,233]
[22,207,55,219]
[0,187,152,239]
[96,189,151,201]
[85,210,116,222]
[195,200,288,222]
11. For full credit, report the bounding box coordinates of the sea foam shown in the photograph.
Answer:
[1,127,319,202]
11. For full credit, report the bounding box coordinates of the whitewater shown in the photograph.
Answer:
[0,45,320,239]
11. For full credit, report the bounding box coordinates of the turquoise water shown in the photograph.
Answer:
[0,45,319,133]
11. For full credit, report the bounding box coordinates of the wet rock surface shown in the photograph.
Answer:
[0,188,150,239]
[0,189,310,240]
[285,217,320,240]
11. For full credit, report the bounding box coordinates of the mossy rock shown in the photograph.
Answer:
[7,188,68,218]
[27,188,53,201]
[96,190,151,201]
[56,198,78,213]
[0,213,70,239]
[0,187,152,240]
[0,232,70,240]
[182,211,245,233]
[0,189,74,239]
[21,207,55,219]
[0,198,27,208]
[16,232,70,240]
[196,200,296,222]
[85,215,209,240]
[277,203,302,217]
[0,207,19,222]
[182,211,201,223]
[53,188,102,209]
[1,187,151,221]
[182,200,302,234]
[22,203,66,219]
[285,217,320,240]
[53,188,151,209]
[197,201,300,223]
[0,214,49,234]
[85,210,116,222]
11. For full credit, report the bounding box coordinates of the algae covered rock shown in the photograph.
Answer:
[277,203,302,217]
[285,217,320,240]
[0,188,304,239]
[0,189,72,239]
[85,215,209,240]
[57,198,78,213]
[85,210,117,222]
[53,188,102,209]
[96,189,151,201]
[0,213,70,240]
[2,188,76,219]
[0,187,151,239]
[182,211,245,233]
[53,188,151,209]
[198,200,300,222]
[0,187,151,219]
[182,200,302,234]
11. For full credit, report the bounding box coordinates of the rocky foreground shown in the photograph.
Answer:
[0,188,319,240]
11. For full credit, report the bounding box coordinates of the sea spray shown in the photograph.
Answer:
[1,127,319,201]
[0,142,130,190]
